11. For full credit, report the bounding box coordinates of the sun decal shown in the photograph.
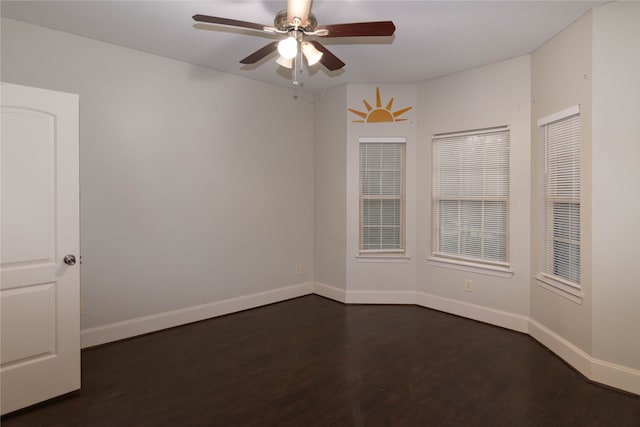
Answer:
[348,87,413,123]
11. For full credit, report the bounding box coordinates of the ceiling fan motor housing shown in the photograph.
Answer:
[274,10,317,32]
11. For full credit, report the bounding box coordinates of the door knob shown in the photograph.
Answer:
[63,254,76,266]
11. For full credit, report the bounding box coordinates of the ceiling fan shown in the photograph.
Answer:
[193,0,395,84]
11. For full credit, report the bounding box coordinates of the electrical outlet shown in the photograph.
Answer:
[80,301,86,314]
[295,264,302,274]
[464,279,473,292]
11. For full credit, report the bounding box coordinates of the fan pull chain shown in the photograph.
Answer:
[292,42,301,86]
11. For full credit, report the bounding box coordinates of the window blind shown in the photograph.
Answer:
[359,139,406,253]
[432,127,510,264]
[538,109,581,286]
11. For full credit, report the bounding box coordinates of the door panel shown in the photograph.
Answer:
[1,82,80,415]
[1,107,56,265]
[1,283,57,365]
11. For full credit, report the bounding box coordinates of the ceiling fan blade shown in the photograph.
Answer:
[288,0,312,26]
[193,14,268,32]
[316,21,396,38]
[239,41,279,64]
[309,41,345,71]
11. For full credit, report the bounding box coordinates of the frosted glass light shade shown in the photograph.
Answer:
[276,55,293,69]
[278,37,298,59]
[302,42,323,66]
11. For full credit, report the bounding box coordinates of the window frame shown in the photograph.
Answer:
[430,126,511,273]
[536,105,582,298]
[358,137,407,256]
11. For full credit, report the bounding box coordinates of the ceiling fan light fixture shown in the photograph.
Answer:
[277,36,298,59]
[276,55,293,69]
[302,42,323,66]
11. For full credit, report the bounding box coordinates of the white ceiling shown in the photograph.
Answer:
[1,1,603,96]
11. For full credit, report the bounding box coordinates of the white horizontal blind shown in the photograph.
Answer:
[360,140,406,253]
[539,111,581,286]
[432,127,510,264]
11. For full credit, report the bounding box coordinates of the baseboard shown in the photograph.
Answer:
[529,319,640,395]
[345,289,416,304]
[528,319,592,378]
[415,291,530,333]
[312,282,347,303]
[591,357,640,396]
[315,285,528,332]
[313,283,416,305]
[80,282,314,348]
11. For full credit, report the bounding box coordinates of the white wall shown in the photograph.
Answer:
[314,86,347,289]
[416,56,532,318]
[529,11,593,354]
[346,84,418,296]
[592,1,640,371]
[1,18,315,330]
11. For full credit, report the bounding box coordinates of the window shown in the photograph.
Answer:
[432,127,510,266]
[359,137,406,254]
[538,106,581,288]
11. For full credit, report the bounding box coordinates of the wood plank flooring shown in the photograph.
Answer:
[2,295,639,426]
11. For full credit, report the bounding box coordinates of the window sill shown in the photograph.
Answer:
[356,255,411,263]
[535,275,583,305]
[426,257,514,278]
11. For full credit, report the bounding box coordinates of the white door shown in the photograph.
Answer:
[1,82,80,415]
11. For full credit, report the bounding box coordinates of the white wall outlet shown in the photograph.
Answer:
[464,279,473,292]
[295,264,302,274]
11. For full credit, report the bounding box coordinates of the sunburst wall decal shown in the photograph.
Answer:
[348,87,413,123]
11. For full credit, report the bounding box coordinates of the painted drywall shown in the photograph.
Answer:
[530,11,593,354]
[346,84,418,292]
[314,86,347,289]
[416,56,532,316]
[592,1,640,371]
[1,18,314,329]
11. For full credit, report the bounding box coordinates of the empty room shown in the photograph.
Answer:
[1,0,639,425]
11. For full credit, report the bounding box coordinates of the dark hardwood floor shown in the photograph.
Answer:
[2,295,639,426]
